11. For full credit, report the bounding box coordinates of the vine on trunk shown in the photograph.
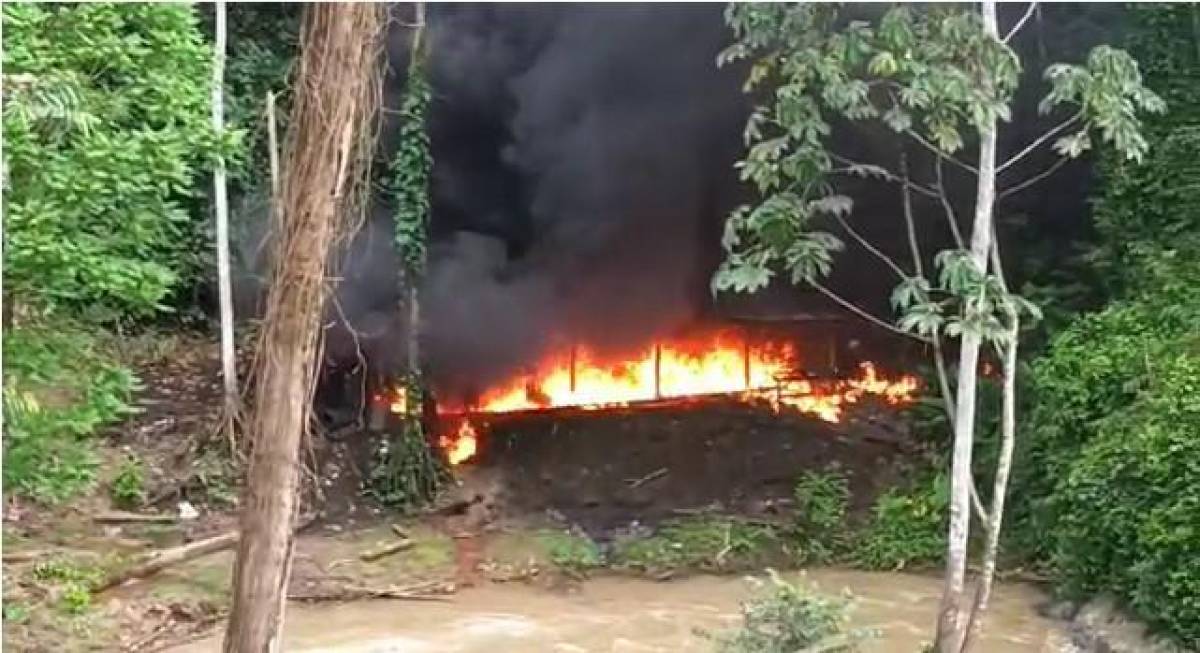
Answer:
[370,7,443,510]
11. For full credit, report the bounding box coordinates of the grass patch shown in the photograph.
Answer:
[612,516,785,575]
[147,556,232,607]
[536,529,602,574]
[394,531,456,575]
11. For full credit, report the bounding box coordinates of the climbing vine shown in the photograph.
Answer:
[389,63,432,280]
[370,14,443,510]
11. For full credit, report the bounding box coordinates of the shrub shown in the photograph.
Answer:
[707,569,873,653]
[2,326,137,503]
[852,473,948,571]
[110,456,147,509]
[791,468,850,564]
[57,583,91,616]
[366,422,447,511]
[1049,354,1200,643]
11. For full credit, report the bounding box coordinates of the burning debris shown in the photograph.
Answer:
[441,329,917,421]
[377,328,918,468]
[440,420,479,466]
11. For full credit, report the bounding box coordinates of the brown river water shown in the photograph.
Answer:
[174,569,1072,652]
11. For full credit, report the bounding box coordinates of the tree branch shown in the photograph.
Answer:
[1002,3,1038,44]
[808,280,931,343]
[908,131,979,175]
[936,157,967,249]
[997,112,1081,173]
[832,211,911,280]
[830,153,942,199]
[997,156,1070,201]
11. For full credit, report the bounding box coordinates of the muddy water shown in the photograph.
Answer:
[175,570,1070,652]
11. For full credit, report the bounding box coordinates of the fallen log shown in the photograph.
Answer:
[95,531,239,592]
[94,513,317,592]
[95,511,177,525]
[3,549,57,564]
[3,548,105,564]
[359,538,413,562]
[288,580,454,603]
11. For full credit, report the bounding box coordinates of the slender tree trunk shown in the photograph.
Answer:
[404,2,425,381]
[936,4,999,651]
[213,1,238,412]
[223,5,381,651]
[960,312,1018,652]
[407,285,420,377]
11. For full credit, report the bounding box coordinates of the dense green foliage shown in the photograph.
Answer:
[1017,282,1200,643]
[1011,5,1200,644]
[1,4,227,503]
[1053,354,1200,641]
[708,570,872,653]
[712,3,1159,344]
[3,3,226,320]
[219,4,299,191]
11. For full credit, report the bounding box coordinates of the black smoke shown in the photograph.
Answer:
[323,3,1124,404]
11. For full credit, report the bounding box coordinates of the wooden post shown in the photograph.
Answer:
[743,336,751,389]
[654,344,662,399]
[569,343,577,393]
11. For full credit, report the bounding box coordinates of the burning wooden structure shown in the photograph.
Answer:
[353,317,920,467]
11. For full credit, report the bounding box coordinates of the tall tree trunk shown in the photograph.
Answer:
[936,4,999,651]
[223,5,381,651]
[404,2,425,381]
[960,311,1018,653]
[212,1,238,413]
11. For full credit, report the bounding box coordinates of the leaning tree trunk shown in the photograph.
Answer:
[936,3,999,652]
[223,5,382,652]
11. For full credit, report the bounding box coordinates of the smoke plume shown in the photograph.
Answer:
[322,3,1122,404]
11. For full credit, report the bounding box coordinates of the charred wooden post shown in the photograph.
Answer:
[653,344,662,399]
[743,336,752,389]
[569,343,577,393]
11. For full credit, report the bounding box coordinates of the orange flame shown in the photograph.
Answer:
[439,420,478,465]
[446,333,918,423]
[383,332,918,468]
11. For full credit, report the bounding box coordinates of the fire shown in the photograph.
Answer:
[450,333,918,423]
[439,420,478,466]
[382,331,918,468]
